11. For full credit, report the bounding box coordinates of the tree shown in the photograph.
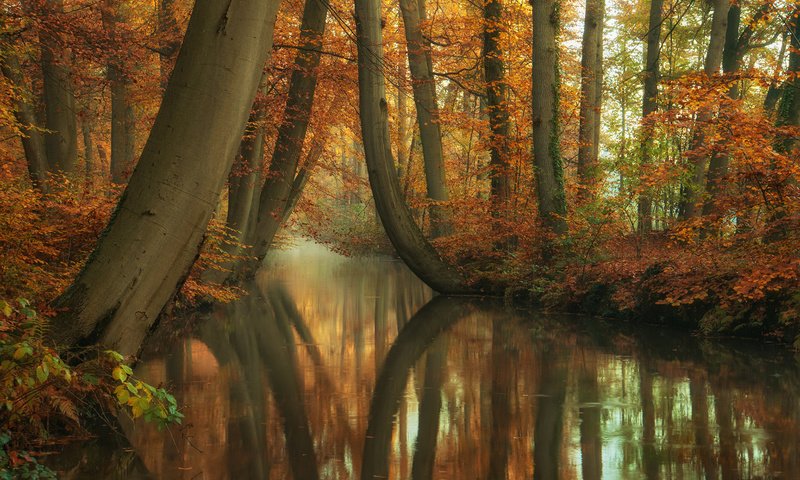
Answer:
[399,0,451,237]
[0,48,50,192]
[103,0,137,184]
[250,0,329,261]
[531,0,568,235]
[679,0,730,220]
[354,0,469,294]
[577,0,605,201]
[638,0,664,233]
[483,0,511,220]
[48,0,282,356]
[40,0,78,174]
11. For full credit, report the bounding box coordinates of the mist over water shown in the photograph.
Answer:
[51,241,800,479]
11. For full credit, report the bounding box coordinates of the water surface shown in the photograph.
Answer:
[53,241,800,479]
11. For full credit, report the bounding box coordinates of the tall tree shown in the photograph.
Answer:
[638,0,665,233]
[103,0,137,183]
[577,0,605,201]
[702,2,770,219]
[48,0,282,355]
[531,0,568,235]
[483,0,511,220]
[0,48,50,192]
[679,0,730,220]
[354,0,469,294]
[250,0,328,260]
[40,0,78,173]
[399,0,451,237]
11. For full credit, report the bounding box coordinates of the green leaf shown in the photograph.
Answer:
[35,365,48,383]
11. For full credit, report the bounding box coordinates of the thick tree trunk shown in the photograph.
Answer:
[577,0,604,201]
[103,0,137,184]
[49,0,282,355]
[483,0,511,218]
[40,0,78,174]
[249,0,328,260]
[531,0,568,235]
[354,0,470,294]
[679,0,729,220]
[638,0,664,233]
[0,51,50,192]
[399,0,451,237]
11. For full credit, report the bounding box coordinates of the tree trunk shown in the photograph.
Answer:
[81,112,94,182]
[483,0,511,218]
[157,0,181,90]
[679,0,729,220]
[531,0,568,235]
[40,0,78,174]
[638,0,664,233]
[103,0,137,184]
[399,0,451,237]
[577,0,604,201]
[249,0,328,260]
[49,0,282,356]
[354,0,470,294]
[764,31,788,116]
[0,50,50,192]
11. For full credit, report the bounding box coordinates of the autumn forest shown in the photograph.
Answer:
[1,0,799,477]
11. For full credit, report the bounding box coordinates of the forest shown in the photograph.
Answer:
[0,0,799,477]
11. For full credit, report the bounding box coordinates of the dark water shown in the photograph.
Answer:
[51,242,800,479]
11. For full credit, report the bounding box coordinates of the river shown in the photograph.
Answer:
[50,241,800,479]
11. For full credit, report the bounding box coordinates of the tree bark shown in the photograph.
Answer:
[0,50,50,192]
[103,0,137,184]
[399,0,451,237]
[40,0,78,174]
[249,0,328,260]
[638,0,664,233]
[354,0,470,294]
[49,0,282,356]
[531,0,568,235]
[483,0,511,218]
[577,0,604,201]
[679,0,729,220]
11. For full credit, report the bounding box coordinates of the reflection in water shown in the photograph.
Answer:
[52,242,800,479]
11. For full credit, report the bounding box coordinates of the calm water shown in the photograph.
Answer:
[52,241,800,479]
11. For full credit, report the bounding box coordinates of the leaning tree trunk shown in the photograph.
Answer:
[679,0,729,220]
[40,0,78,174]
[399,0,451,237]
[0,50,50,192]
[638,0,664,233]
[103,0,137,184]
[483,0,511,218]
[49,0,282,356]
[249,0,328,261]
[577,0,604,202]
[354,0,470,294]
[531,0,568,235]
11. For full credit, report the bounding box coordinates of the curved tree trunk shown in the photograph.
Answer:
[399,0,451,237]
[40,0,78,174]
[638,0,664,233]
[679,0,729,220]
[531,0,568,235]
[354,0,470,295]
[0,50,50,192]
[250,0,328,260]
[49,0,282,356]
